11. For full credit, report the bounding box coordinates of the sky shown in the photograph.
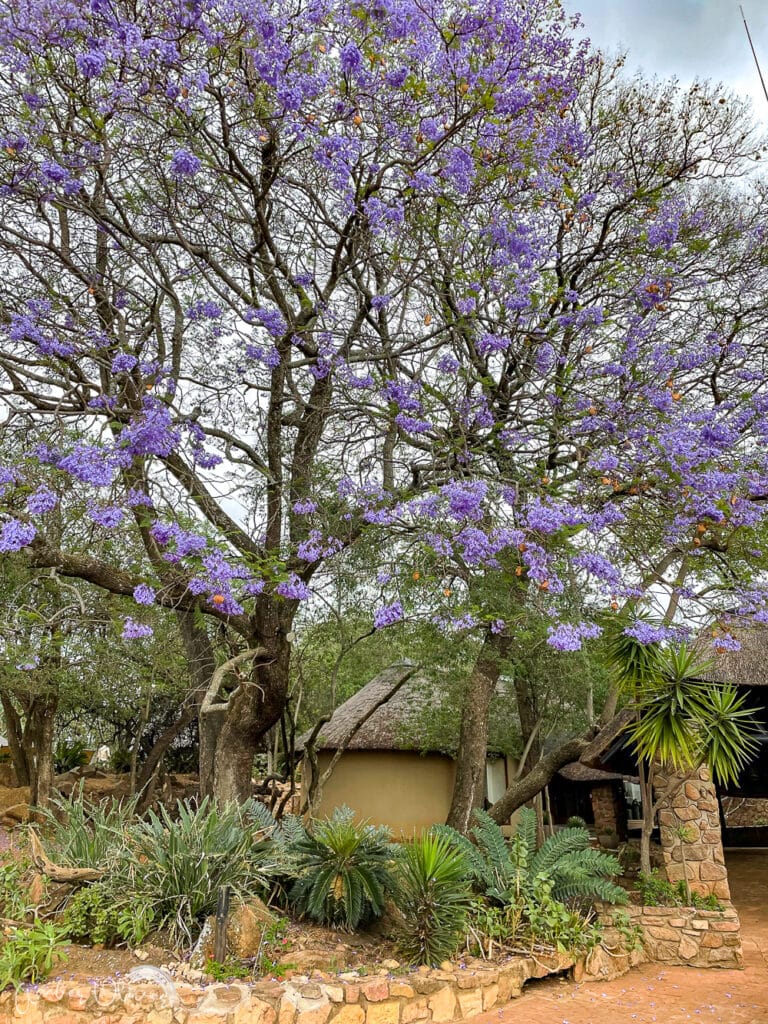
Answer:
[561,0,768,115]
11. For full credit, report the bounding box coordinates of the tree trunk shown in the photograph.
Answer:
[446,632,510,831]
[211,627,293,804]
[513,672,541,775]
[26,695,58,810]
[487,737,588,824]
[176,610,217,796]
[0,693,30,786]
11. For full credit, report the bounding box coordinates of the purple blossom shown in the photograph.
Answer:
[441,480,487,521]
[547,622,602,652]
[340,42,363,75]
[110,353,138,373]
[89,505,124,529]
[292,498,318,514]
[170,149,201,178]
[122,618,154,640]
[26,486,57,515]
[711,633,741,652]
[133,584,156,606]
[374,601,404,629]
[76,50,107,78]
[623,621,675,645]
[276,575,310,601]
[58,443,114,487]
[0,519,36,552]
[187,300,223,320]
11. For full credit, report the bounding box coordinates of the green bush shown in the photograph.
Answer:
[635,871,722,910]
[53,739,91,774]
[0,920,68,991]
[439,808,627,907]
[566,815,588,830]
[0,857,45,921]
[395,832,471,966]
[61,881,156,948]
[37,785,138,872]
[289,807,396,930]
[125,797,271,947]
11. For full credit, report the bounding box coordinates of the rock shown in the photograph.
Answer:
[438,962,453,973]
[381,959,400,971]
[134,950,150,962]
[193,898,277,966]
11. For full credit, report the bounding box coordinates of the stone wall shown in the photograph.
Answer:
[0,955,581,1024]
[597,903,743,971]
[654,765,730,900]
[720,796,768,828]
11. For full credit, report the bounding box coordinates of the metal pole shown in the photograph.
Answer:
[213,884,231,963]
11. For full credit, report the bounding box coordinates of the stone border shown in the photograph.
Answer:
[0,954,581,1024]
[588,903,743,978]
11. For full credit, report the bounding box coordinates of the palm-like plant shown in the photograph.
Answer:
[628,644,762,786]
[289,807,396,930]
[395,832,472,965]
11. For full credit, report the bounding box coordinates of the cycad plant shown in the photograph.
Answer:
[395,832,472,966]
[289,807,396,930]
[439,808,626,907]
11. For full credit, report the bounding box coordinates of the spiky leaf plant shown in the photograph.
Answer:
[395,832,472,966]
[438,808,626,907]
[289,807,396,930]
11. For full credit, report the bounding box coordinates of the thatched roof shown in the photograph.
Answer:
[558,762,623,783]
[694,620,768,688]
[297,663,442,753]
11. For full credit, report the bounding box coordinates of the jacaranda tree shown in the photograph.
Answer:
[0,0,767,810]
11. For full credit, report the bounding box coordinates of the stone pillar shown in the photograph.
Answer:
[655,764,730,901]
[590,782,627,840]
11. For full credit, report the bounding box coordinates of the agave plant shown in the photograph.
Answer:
[289,807,396,930]
[125,797,272,947]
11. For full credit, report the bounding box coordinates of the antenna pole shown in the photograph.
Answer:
[741,4,768,106]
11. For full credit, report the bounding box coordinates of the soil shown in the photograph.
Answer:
[474,850,768,1024]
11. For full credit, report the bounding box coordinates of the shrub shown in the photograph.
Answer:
[37,785,138,872]
[289,807,396,930]
[635,871,722,911]
[53,739,90,774]
[61,880,156,948]
[0,920,68,990]
[0,857,46,921]
[439,808,627,907]
[395,832,472,966]
[125,797,271,947]
[566,815,588,829]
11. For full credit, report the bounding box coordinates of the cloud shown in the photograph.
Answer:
[564,0,768,108]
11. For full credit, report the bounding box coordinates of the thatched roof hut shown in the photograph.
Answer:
[297,662,517,833]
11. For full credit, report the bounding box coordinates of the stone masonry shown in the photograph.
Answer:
[597,904,743,970]
[590,782,627,841]
[654,765,730,901]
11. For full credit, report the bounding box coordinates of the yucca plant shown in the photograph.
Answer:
[289,807,396,930]
[395,832,472,966]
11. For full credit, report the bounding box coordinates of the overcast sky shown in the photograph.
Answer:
[561,0,768,114]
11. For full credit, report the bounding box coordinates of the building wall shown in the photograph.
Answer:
[310,750,457,835]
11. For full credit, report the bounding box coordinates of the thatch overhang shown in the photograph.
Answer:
[694,620,768,689]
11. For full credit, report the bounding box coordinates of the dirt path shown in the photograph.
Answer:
[472,851,768,1024]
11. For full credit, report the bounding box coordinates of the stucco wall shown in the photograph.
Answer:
[310,751,457,834]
